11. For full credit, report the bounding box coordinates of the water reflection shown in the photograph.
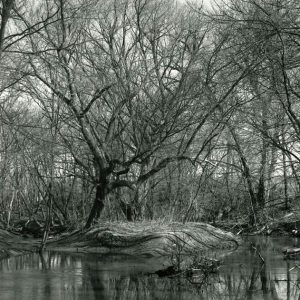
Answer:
[0,236,299,299]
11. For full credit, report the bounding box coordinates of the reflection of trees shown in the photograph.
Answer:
[82,259,195,300]
[186,264,279,300]
[83,262,106,299]
[80,254,300,300]
[196,252,297,300]
[0,247,300,300]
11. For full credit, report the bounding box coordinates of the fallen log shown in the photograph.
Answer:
[48,221,241,256]
[283,248,300,258]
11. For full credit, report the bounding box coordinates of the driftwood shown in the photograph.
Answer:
[153,256,221,280]
[252,212,300,236]
[283,248,300,259]
[48,222,241,256]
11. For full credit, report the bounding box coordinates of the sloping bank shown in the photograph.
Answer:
[0,229,40,259]
[48,222,241,256]
[0,222,241,259]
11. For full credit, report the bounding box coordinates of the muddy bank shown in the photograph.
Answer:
[48,222,241,256]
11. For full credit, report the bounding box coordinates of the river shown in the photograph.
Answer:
[0,236,299,299]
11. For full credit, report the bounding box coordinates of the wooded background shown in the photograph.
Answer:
[0,0,299,229]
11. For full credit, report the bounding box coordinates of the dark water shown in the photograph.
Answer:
[0,236,299,300]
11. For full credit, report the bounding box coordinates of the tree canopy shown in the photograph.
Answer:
[0,0,299,231]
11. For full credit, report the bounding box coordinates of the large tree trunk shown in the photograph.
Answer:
[120,199,134,221]
[85,182,106,229]
[229,126,258,225]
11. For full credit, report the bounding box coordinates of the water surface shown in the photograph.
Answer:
[0,236,299,299]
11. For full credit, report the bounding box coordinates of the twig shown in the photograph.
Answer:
[251,244,265,263]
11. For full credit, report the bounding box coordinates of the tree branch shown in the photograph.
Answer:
[137,156,194,183]
[80,85,112,117]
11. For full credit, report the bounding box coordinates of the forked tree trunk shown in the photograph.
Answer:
[85,182,106,229]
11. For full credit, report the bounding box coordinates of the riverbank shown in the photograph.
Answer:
[214,210,300,237]
[0,229,40,259]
